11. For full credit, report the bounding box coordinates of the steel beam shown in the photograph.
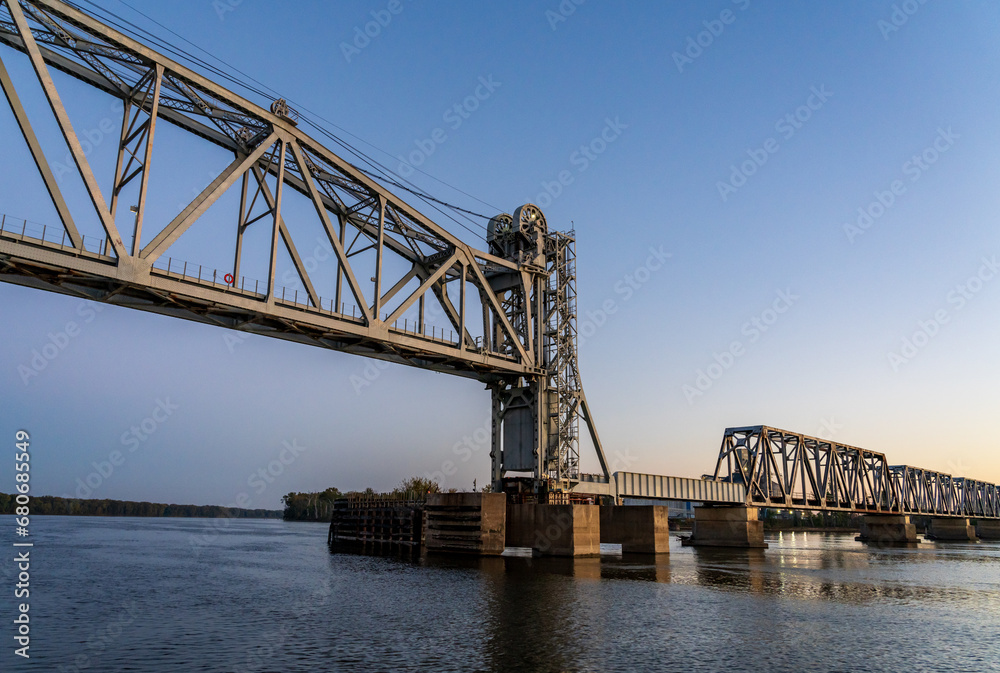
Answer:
[0,48,81,248]
[712,426,1000,519]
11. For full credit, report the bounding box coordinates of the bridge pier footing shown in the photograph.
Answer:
[599,505,671,554]
[505,503,601,556]
[976,520,1000,540]
[424,492,507,555]
[683,506,767,549]
[926,517,978,542]
[856,515,919,545]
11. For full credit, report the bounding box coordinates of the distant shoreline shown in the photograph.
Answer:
[0,493,282,519]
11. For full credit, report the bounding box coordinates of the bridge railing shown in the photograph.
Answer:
[2,210,492,352]
[0,213,108,255]
[147,255,481,347]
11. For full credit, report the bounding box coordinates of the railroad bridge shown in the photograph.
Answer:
[1,0,997,554]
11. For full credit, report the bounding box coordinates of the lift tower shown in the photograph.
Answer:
[485,205,610,495]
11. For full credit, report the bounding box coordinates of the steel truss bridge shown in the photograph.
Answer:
[710,426,1000,519]
[1,1,997,511]
[0,0,607,494]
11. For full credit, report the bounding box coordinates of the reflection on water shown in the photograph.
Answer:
[5,517,1000,673]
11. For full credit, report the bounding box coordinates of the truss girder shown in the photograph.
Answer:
[0,0,522,269]
[0,0,544,382]
[713,426,1000,519]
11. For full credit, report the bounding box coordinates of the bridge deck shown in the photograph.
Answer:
[614,472,745,504]
[0,216,532,381]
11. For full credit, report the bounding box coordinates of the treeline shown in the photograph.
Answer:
[282,488,344,522]
[0,493,282,519]
[283,477,443,522]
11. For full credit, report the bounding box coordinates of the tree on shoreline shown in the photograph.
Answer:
[281,487,343,521]
[0,493,281,519]
[282,476,445,521]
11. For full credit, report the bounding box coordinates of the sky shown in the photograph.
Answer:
[1,0,999,509]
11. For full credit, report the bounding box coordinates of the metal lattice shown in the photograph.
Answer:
[713,426,1000,518]
[0,0,612,495]
[544,232,581,480]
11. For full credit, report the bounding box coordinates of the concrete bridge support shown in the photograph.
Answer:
[424,492,507,555]
[505,503,601,556]
[599,506,671,554]
[926,517,978,542]
[976,520,1000,540]
[505,503,536,548]
[856,515,919,545]
[684,506,767,549]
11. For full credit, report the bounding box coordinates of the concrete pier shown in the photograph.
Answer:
[599,505,620,545]
[600,505,671,554]
[536,504,601,556]
[505,503,600,556]
[684,506,767,549]
[424,492,506,555]
[976,519,1000,540]
[505,502,536,548]
[926,517,978,542]
[856,515,919,545]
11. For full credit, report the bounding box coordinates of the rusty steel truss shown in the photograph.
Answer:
[713,426,1000,519]
[0,0,609,494]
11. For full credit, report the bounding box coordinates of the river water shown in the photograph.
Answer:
[2,515,999,673]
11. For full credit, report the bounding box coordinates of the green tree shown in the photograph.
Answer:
[394,476,440,496]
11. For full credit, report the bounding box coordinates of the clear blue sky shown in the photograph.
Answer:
[2,0,999,508]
